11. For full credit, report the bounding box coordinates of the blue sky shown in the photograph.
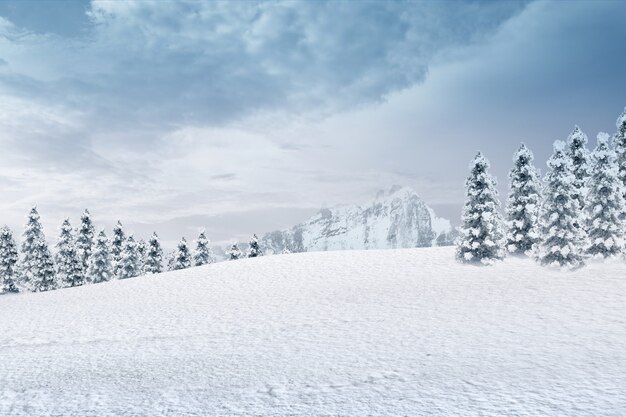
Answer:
[0,0,625,247]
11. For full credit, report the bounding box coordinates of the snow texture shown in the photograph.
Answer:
[0,247,624,416]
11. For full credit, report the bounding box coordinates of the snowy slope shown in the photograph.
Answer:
[1,247,625,416]
[262,185,455,253]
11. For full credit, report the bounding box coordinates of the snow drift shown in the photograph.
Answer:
[1,247,625,416]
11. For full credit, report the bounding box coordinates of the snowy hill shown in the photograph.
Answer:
[1,247,625,416]
[262,185,454,253]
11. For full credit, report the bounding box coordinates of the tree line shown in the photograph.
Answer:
[457,107,626,268]
[0,209,264,294]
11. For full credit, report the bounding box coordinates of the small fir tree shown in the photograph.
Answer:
[136,238,147,275]
[89,230,112,283]
[536,141,585,268]
[193,231,214,266]
[505,144,542,255]
[566,126,590,214]
[32,237,56,292]
[0,226,19,293]
[76,209,95,283]
[111,221,125,278]
[20,206,56,291]
[56,219,84,288]
[248,234,263,258]
[583,133,624,257]
[228,243,242,260]
[143,232,163,274]
[173,237,192,270]
[612,107,626,219]
[119,235,141,279]
[456,152,505,264]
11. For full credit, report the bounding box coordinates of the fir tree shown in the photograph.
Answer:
[173,237,192,270]
[613,107,626,219]
[144,232,163,274]
[76,209,95,283]
[583,133,624,257]
[566,126,590,214]
[137,238,147,275]
[0,226,19,293]
[20,206,56,291]
[228,243,242,260]
[119,235,140,279]
[456,152,505,264]
[193,231,214,266]
[89,230,112,283]
[536,141,585,268]
[505,144,542,255]
[111,221,125,278]
[166,250,176,271]
[247,234,263,258]
[56,219,84,288]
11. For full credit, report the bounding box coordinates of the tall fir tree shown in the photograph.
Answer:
[143,232,163,274]
[173,237,192,270]
[56,219,84,288]
[456,152,505,264]
[193,231,214,266]
[228,243,242,260]
[583,133,624,257]
[566,126,590,214]
[612,107,626,219]
[0,226,19,293]
[505,144,542,255]
[89,230,112,283]
[111,221,125,278]
[20,206,56,291]
[76,209,95,283]
[119,235,141,279]
[247,234,263,258]
[536,141,585,268]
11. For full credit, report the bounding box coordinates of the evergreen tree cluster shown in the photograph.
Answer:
[457,107,626,269]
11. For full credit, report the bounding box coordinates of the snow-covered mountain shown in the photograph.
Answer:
[262,185,455,254]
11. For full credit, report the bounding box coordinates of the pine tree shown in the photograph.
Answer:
[0,226,19,293]
[173,237,192,270]
[111,221,125,278]
[89,230,112,284]
[247,234,263,258]
[228,243,242,260]
[119,235,140,279]
[76,209,95,283]
[193,231,214,266]
[143,232,163,274]
[56,219,84,288]
[505,144,542,255]
[456,152,505,264]
[613,107,626,219]
[536,141,585,268]
[20,206,56,291]
[166,250,176,271]
[136,238,147,275]
[566,126,590,214]
[583,133,624,258]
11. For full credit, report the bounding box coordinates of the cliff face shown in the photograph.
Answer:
[262,186,455,254]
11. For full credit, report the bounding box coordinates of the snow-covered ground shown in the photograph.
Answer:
[1,247,625,416]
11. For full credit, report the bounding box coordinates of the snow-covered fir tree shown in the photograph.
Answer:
[20,206,56,291]
[228,243,242,260]
[56,219,84,288]
[111,221,125,278]
[505,144,542,255]
[143,232,163,274]
[0,226,19,293]
[612,107,626,218]
[456,152,505,264]
[119,235,141,279]
[247,234,263,258]
[172,237,192,270]
[166,250,176,271]
[536,141,585,268]
[76,209,95,283]
[583,133,624,258]
[566,126,590,214]
[89,230,112,283]
[193,231,214,266]
[136,238,147,274]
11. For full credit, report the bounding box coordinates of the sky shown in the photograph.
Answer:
[0,0,625,249]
